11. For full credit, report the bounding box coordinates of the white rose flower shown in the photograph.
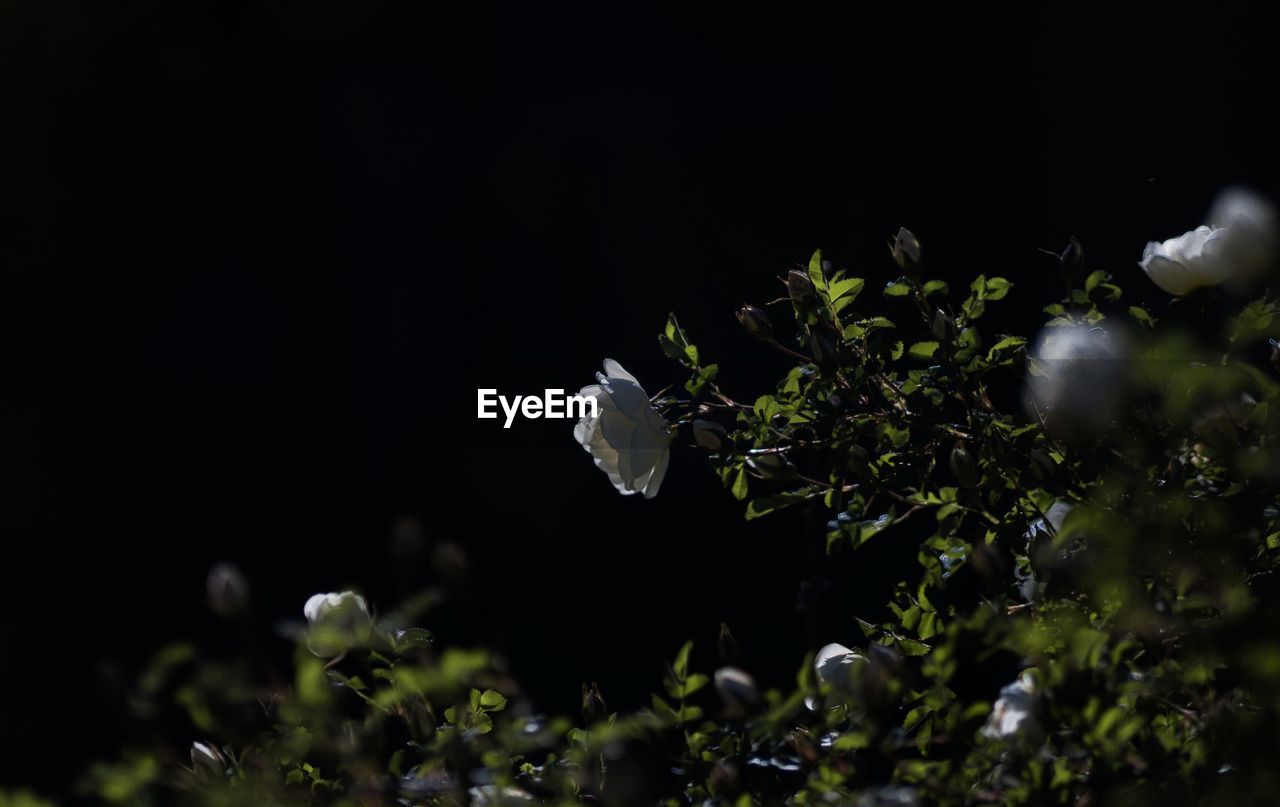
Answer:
[1024,324,1124,432]
[573,359,671,499]
[1140,225,1234,296]
[303,591,373,657]
[980,670,1042,741]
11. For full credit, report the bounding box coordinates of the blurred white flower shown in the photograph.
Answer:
[206,562,249,618]
[1024,500,1073,544]
[468,785,535,806]
[573,359,671,499]
[1025,324,1124,432]
[1210,186,1277,281]
[303,591,372,657]
[1140,225,1234,296]
[814,642,868,690]
[980,670,1042,741]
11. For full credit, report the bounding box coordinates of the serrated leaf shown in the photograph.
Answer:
[829,277,865,302]
[808,248,826,291]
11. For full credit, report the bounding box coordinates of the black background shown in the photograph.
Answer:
[2,1,1277,793]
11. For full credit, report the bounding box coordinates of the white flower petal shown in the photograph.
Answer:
[642,442,670,498]
[602,358,641,386]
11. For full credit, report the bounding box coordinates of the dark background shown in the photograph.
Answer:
[2,1,1277,793]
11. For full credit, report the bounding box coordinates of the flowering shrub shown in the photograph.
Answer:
[80,193,1280,805]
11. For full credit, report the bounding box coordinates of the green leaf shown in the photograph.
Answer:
[829,277,865,302]
[884,280,912,298]
[745,487,819,521]
[844,316,896,340]
[908,341,940,360]
[478,690,508,711]
[922,279,949,297]
[672,640,693,681]
[984,276,1012,300]
[985,336,1026,364]
[1128,305,1156,328]
[808,249,826,291]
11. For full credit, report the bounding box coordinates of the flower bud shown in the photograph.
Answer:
[809,330,836,367]
[735,304,773,341]
[787,269,817,306]
[692,419,729,452]
[949,442,979,488]
[581,681,607,725]
[890,227,922,274]
[191,741,228,780]
[931,309,957,342]
[1059,236,1084,286]
[714,667,759,713]
[844,444,870,476]
[718,622,742,666]
[206,562,250,618]
[304,591,373,657]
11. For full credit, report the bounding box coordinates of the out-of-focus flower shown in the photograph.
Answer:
[573,360,671,499]
[206,562,249,618]
[581,681,607,724]
[714,667,759,712]
[1024,500,1073,544]
[1024,324,1124,433]
[1140,225,1234,296]
[468,785,535,806]
[303,591,373,657]
[718,621,743,666]
[1021,501,1093,601]
[980,670,1042,742]
[814,642,868,690]
[1209,186,1277,281]
[190,741,228,779]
